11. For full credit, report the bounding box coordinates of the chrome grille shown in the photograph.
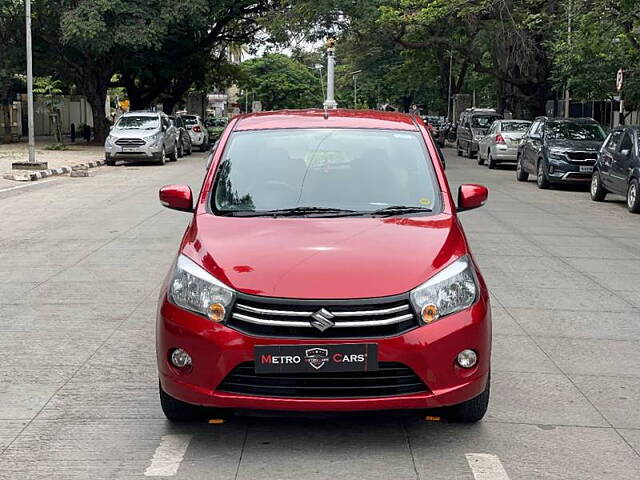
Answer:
[565,151,597,162]
[115,138,146,146]
[227,294,419,338]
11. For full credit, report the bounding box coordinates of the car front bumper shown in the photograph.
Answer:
[156,293,491,412]
[105,143,163,162]
[547,158,595,183]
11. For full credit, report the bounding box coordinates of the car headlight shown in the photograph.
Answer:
[144,132,161,146]
[409,256,477,324]
[548,149,567,161]
[169,255,235,322]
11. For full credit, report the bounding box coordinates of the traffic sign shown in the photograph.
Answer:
[616,68,624,91]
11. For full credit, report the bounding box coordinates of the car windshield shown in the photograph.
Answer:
[545,122,606,141]
[115,116,159,130]
[181,116,198,126]
[502,121,531,132]
[472,115,499,128]
[212,128,440,215]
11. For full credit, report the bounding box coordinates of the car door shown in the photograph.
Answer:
[523,120,541,173]
[482,122,497,159]
[610,129,634,194]
[599,130,622,189]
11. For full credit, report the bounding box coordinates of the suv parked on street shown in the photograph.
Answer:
[516,117,606,189]
[456,108,502,158]
[105,111,178,165]
[478,120,531,168]
[591,126,640,213]
[178,114,209,151]
[156,109,492,423]
[170,116,193,158]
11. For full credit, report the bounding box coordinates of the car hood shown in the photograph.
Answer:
[111,128,159,138]
[547,139,602,151]
[180,214,468,299]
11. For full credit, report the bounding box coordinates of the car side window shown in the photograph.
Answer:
[606,131,623,153]
[620,131,633,153]
[529,121,541,137]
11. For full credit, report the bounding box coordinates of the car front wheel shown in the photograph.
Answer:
[445,374,490,423]
[537,160,550,189]
[590,171,607,201]
[627,178,640,213]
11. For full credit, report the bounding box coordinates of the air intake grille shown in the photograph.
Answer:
[115,138,146,146]
[565,151,597,162]
[217,362,428,398]
[227,294,419,339]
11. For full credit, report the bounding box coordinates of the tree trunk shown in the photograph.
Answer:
[86,87,110,144]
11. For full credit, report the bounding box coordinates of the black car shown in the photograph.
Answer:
[516,117,606,189]
[590,126,640,213]
[169,116,193,157]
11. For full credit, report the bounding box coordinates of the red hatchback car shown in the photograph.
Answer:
[157,109,491,422]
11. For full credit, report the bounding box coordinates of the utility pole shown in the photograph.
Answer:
[26,0,35,163]
[564,0,572,118]
[314,64,325,104]
[350,70,362,109]
[446,51,453,121]
[323,38,337,109]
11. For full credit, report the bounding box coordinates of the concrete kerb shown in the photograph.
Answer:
[2,160,105,182]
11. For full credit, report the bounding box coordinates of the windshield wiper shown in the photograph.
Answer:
[222,207,363,217]
[369,205,433,216]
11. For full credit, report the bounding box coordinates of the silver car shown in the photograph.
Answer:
[105,111,179,166]
[478,120,532,169]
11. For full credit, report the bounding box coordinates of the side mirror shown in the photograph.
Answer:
[109,126,114,131]
[458,184,488,212]
[621,148,631,157]
[159,184,193,212]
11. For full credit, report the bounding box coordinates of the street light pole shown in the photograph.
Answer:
[350,70,362,109]
[26,0,35,163]
[446,50,453,121]
[323,39,337,109]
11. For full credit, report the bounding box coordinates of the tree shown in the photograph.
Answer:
[239,54,323,110]
[33,76,64,143]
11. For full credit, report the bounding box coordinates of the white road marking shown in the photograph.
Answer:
[466,453,510,480]
[0,178,58,193]
[145,434,192,477]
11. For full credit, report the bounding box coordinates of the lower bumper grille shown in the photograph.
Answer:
[217,362,428,398]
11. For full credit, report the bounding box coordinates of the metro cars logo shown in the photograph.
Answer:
[255,344,378,374]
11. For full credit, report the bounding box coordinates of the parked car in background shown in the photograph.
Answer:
[591,126,640,213]
[178,114,209,151]
[516,117,606,189]
[170,116,193,157]
[478,120,531,168]
[456,108,503,158]
[105,111,178,166]
[156,109,491,423]
[205,117,228,143]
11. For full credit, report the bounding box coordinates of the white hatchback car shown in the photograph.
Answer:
[179,114,209,151]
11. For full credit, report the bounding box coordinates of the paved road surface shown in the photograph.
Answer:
[0,149,639,479]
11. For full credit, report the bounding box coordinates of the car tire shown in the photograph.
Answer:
[536,160,550,189]
[157,147,166,165]
[627,178,640,213]
[169,143,178,162]
[590,171,607,202]
[467,143,475,159]
[159,382,207,422]
[456,141,463,157]
[488,154,497,169]
[446,374,490,423]
[177,142,184,158]
[187,143,192,156]
[105,158,116,166]
[200,141,208,152]
[477,149,484,165]
[516,155,528,181]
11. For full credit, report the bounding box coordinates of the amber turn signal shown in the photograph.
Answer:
[421,304,439,323]
[208,303,226,322]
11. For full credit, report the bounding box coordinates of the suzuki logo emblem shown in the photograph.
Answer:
[310,308,335,332]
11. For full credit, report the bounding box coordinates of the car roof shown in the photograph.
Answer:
[233,109,418,132]
[538,117,599,123]
[122,111,159,117]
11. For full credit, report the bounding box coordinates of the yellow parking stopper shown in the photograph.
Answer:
[424,415,441,422]
[208,418,225,425]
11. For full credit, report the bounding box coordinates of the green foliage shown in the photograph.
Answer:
[239,54,323,110]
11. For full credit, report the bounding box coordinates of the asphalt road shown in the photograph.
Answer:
[1,148,639,479]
